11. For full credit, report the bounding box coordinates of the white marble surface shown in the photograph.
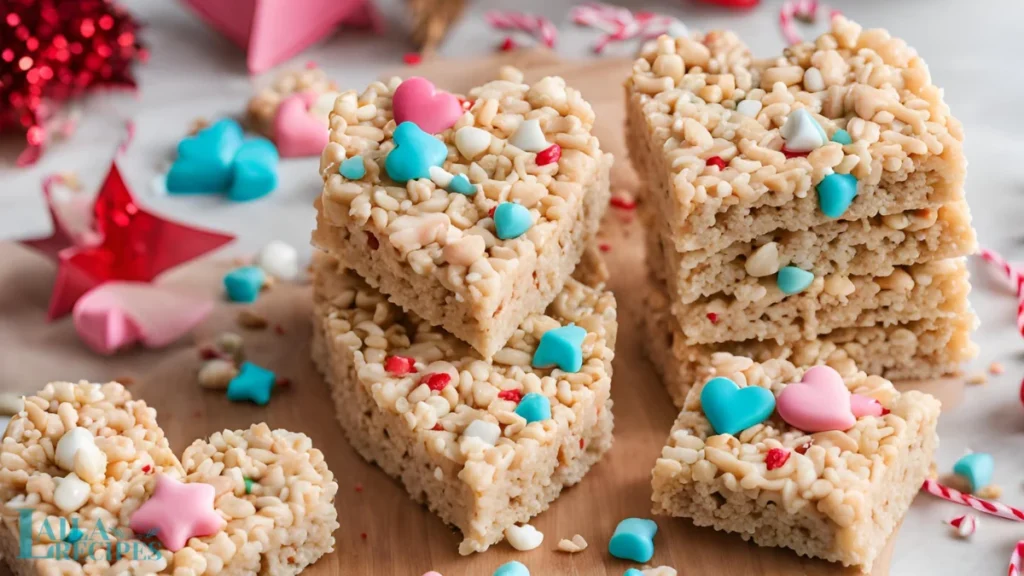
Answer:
[1,1,1023,574]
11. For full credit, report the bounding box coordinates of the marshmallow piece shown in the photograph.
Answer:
[55,427,97,472]
[735,99,763,118]
[256,241,299,281]
[508,119,549,153]
[73,443,108,484]
[428,165,455,188]
[504,523,544,551]
[54,473,91,513]
[309,91,341,126]
[463,420,501,446]
[780,108,827,152]
[455,126,492,160]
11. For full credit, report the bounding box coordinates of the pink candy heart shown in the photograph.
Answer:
[776,365,856,432]
[273,92,329,158]
[850,393,884,418]
[392,77,462,134]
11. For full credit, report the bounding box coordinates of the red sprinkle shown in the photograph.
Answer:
[366,232,379,250]
[360,533,367,540]
[402,52,422,65]
[198,346,220,360]
[354,483,363,493]
[609,196,637,210]
[498,389,523,403]
[274,324,286,335]
[706,312,719,324]
[706,156,726,170]
[385,355,416,376]
[422,372,451,391]
[598,243,612,253]
[781,147,809,159]
[142,464,151,473]
[881,407,891,416]
[765,448,791,470]
[579,438,585,449]
[535,144,561,166]
[500,37,517,52]
[795,441,813,455]
[275,377,292,388]
[488,205,497,218]
[432,423,444,431]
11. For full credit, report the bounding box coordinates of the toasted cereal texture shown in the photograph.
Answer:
[625,18,966,255]
[247,67,339,138]
[651,354,941,572]
[643,277,977,407]
[310,252,616,555]
[0,382,338,576]
[314,68,613,358]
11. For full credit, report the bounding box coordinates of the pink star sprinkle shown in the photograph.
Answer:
[129,474,225,551]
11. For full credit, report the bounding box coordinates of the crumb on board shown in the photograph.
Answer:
[237,309,269,330]
[557,534,588,553]
[977,484,1003,499]
[965,372,987,386]
[989,361,1005,375]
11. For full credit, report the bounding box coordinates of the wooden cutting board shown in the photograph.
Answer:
[0,49,965,576]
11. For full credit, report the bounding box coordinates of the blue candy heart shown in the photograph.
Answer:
[339,155,366,180]
[167,119,244,194]
[493,561,530,576]
[514,392,551,424]
[608,518,658,563]
[625,571,644,576]
[224,266,266,303]
[953,452,994,493]
[494,202,533,240]
[227,362,276,406]
[816,172,858,218]
[700,377,776,436]
[449,173,476,195]
[385,122,448,183]
[532,324,586,372]
[831,129,852,145]
[229,138,278,202]
[776,266,814,295]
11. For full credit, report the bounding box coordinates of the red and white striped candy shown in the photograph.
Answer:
[978,247,1024,338]
[571,3,678,54]
[946,514,978,538]
[1010,541,1024,576]
[484,11,557,49]
[779,0,841,46]
[922,479,1024,522]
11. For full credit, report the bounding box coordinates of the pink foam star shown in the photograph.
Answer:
[129,474,226,552]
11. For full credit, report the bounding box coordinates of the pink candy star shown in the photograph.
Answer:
[129,474,225,551]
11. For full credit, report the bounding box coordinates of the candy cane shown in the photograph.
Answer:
[1010,541,1024,576]
[484,11,557,49]
[779,0,841,46]
[978,247,1024,338]
[946,514,978,538]
[570,3,678,54]
[922,479,1024,522]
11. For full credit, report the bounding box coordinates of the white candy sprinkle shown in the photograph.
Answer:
[508,119,549,153]
[73,443,108,484]
[780,108,826,152]
[463,420,501,446]
[735,99,763,118]
[55,427,97,472]
[256,241,300,281]
[454,126,492,160]
[428,165,455,188]
[505,523,544,551]
[803,67,825,92]
[54,473,91,513]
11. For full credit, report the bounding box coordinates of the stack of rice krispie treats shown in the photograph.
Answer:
[627,17,977,406]
[310,67,617,554]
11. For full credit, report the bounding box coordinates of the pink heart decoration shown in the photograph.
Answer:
[392,77,462,134]
[850,394,884,418]
[73,282,214,355]
[273,93,330,158]
[776,365,856,433]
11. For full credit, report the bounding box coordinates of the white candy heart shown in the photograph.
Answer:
[55,427,96,472]
[257,241,300,281]
[508,119,549,153]
[505,523,544,551]
[309,91,341,126]
[463,420,501,446]
[736,99,763,118]
[73,443,108,484]
[455,126,492,160]
[780,108,827,152]
[54,473,91,513]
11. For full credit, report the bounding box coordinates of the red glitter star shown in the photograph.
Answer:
[22,163,234,319]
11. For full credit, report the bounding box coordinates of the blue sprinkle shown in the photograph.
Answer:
[831,129,852,145]
[339,155,366,180]
[532,324,587,373]
[816,172,858,218]
[625,570,644,576]
[493,202,532,240]
[448,173,477,195]
[65,528,84,543]
[609,518,659,563]
[493,560,530,576]
[227,362,276,406]
[776,266,814,295]
[514,393,551,424]
[224,266,266,303]
[953,453,994,493]
[228,138,279,202]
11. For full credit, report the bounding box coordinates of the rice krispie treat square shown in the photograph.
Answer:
[651,354,941,572]
[0,382,338,576]
[310,251,616,555]
[625,17,966,257]
[313,67,612,358]
[643,276,978,406]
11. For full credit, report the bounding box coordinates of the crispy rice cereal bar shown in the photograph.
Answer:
[651,354,940,572]
[310,252,616,554]
[643,277,978,406]
[625,18,966,257]
[313,67,612,358]
[246,67,339,138]
[0,382,338,576]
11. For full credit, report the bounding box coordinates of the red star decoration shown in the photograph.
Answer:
[21,163,234,320]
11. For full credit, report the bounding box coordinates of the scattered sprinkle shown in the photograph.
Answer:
[385,355,417,375]
[795,440,812,455]
[505,523,544,551]
[706,312,719,324]
[236,309,269,330]
[989,361,1005,375]
[274,324,286,335]
[764,448,790,471]
[966,372,987,386]
[500,37,518,51]
[978,484,1003,500]
[402,52,422,65]
[556,534,588,553]
[608,518,658,563]
[226,362,277,406]
[610,194,637,210]
[142,464,152,473]
[354,484,363,493]
[360,532,367,540]
[432,423,444,431]
[535,144,561,166]
[243,477,255,494]
[947,514,978,539]
[598,243,611,253]
[706,156,726,170]
[498,389,523,403]
[422,373,452,391]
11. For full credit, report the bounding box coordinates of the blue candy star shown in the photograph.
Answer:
[227,362,276,406]
[514,392,551,424]
[532,324,587,372]
[493,202,532,240]
[339,155,366,180]
[385,122,448,183]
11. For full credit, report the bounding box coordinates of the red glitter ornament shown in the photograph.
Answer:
[1,0,146,165]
